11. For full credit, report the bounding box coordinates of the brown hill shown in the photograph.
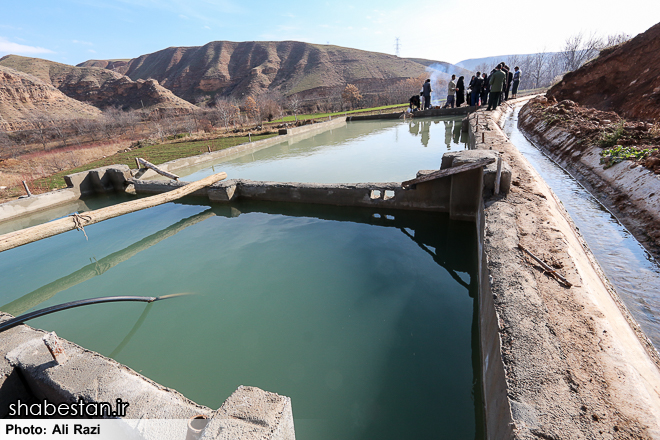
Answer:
[0,65,100,131]
[79,41,445,102]
[0,55,196,112]
[405,58,472,77]
[547,22,660,122]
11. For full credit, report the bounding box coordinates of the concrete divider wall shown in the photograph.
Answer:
[138,117,348,180]
[0,118,347,223]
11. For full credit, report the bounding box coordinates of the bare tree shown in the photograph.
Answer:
[602,32,632,49]
[213,99,240,131]
[287,96,303,122]
[558,32,603,73]
[525,49,551,89]
[27,113,53,150]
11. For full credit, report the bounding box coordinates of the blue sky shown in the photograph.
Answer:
[2,0,659,66]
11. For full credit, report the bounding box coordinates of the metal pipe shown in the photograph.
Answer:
[0,294,188,333]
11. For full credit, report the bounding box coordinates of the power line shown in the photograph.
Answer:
[394,37,400,57]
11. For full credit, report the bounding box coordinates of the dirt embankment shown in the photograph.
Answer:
[518,97,660,260]
[0,66,101,131]
[547,21,660,122]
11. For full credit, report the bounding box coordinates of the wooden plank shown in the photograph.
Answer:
[0,172,227,253]
[401,158,495,188]
[138,157,180,180]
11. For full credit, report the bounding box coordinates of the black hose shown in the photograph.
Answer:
[0,294,187,333]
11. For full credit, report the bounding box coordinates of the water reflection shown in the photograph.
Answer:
[0,208,215,316]
[172,116,468,184]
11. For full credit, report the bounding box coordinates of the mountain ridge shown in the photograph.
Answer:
[77,40,466,102]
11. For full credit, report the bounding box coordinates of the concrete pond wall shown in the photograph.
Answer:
[0,111,510,439]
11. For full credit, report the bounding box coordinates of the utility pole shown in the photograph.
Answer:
[394,37,400,57]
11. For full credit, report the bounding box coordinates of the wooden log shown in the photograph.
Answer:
[401,158,495,189]
[0,172,227,253]
[137,157,180,180]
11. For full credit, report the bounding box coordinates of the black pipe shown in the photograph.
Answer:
[0,294,187,333]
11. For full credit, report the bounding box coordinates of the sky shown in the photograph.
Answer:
[1,0,659,66]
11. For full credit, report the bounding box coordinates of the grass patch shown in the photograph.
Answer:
[600,145,657,168]
[272,103,408,123]
[598,121,626,148]
[34,133,276,191]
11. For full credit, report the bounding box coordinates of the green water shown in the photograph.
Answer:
[169,117,467,183]
[0,199,481,439]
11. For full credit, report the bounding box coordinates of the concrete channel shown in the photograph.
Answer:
[1,101,659,439]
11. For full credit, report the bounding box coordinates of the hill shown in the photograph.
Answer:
[79,41,452,102]
[405,58,472,77]
[0,65,101,131]
[0,55,196,112]
[455,53,561,71]
[547,22,660,122]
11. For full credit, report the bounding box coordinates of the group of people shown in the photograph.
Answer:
[408,63,522,112]
[443,63,521,110]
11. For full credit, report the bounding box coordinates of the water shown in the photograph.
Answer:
[171,117,468,183]
[0,193,137,235]
[503,107,660,349]
[0,199,481,440]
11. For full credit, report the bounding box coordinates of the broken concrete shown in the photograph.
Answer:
[0,312,295,440]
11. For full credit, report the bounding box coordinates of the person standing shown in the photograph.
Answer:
[455,76,465,107]
[486,65,506,111]
[422,79,432,110]
[503,65,513,101]
[444,75,456,108]
[471,72,483,106]
[511,67,521,98]
[481,72,489,107]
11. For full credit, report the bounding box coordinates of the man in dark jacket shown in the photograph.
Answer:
[487,65,506,111]
[470,72,483,106]
[422,79,432,110]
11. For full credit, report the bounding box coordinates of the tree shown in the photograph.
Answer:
[602,32,632,48]
[341,84,362,110]
[214,99,240,130]
[27,113,52,150]
[526,49,551,89]
[242,96,260,123]
[558,32,602,73]
[287,96,303,121]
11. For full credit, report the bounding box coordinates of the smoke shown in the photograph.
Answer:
[425,63,459,106]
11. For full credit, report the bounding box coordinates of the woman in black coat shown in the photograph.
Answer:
[456,76,465,107]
